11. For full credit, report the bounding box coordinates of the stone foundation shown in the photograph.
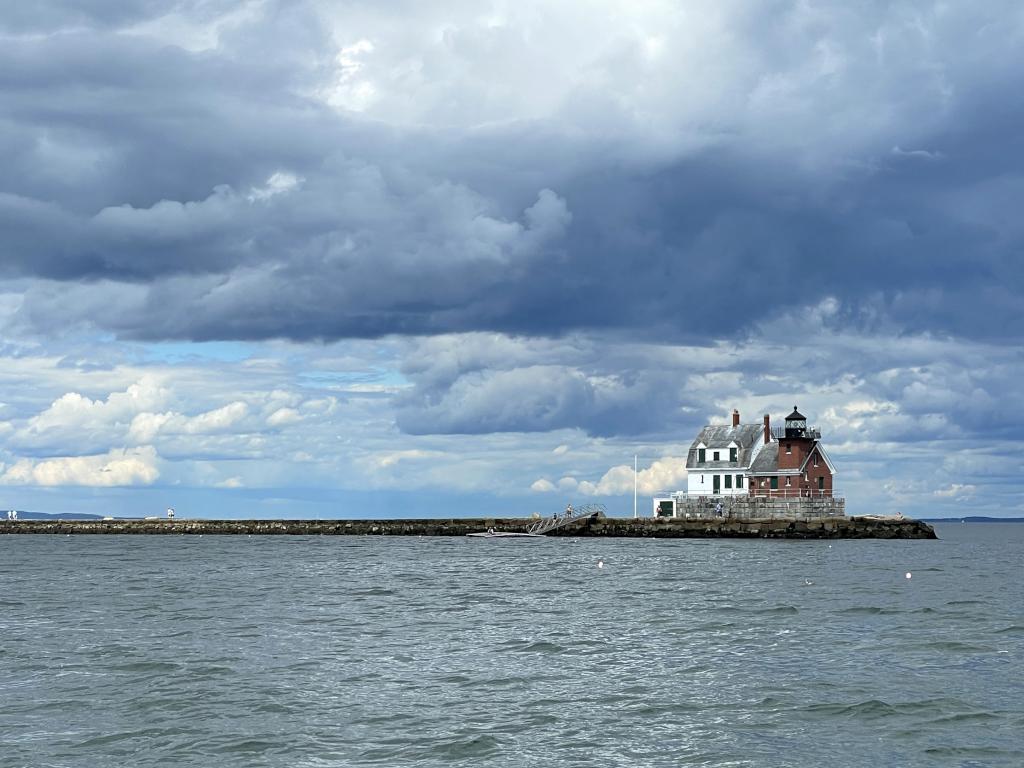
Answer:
[670,496,845,520]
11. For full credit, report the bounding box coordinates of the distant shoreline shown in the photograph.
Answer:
[921,517,1024,523]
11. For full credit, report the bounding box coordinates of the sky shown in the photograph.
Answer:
[1,0,1022,519]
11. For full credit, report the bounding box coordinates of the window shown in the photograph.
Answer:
[813,455,819,467]
[713,451,720,461]
[698,448,706,463]
[724,475,732,489]
[729,447,737,462]
[818,476,825,490]
[770,477,778,489]
[701,475,705,484]
[785,443,792,454]
[785,477,791,487]
[736,474,743,488]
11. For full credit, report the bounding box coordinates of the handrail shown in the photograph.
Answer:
[655,489,843,500]
[527,503,605,535]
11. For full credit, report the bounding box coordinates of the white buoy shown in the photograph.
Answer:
[804,579,813,586]
[597,559,604,569]
[905,572,912,579]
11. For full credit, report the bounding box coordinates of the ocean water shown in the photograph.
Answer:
[1,523,1022,767]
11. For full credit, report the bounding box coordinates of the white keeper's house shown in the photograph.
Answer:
[654,407,840,519]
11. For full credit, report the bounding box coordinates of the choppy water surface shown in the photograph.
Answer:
[1,524,1022,767]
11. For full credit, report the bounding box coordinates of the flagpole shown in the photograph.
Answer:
[626,454,634,520]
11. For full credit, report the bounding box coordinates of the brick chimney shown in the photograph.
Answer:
[732,409,740,427]
[763,414,771,444]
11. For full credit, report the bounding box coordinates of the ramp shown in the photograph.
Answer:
[527,504,604,535]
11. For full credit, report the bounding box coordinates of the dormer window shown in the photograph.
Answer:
[713,451,720,461]
[698,448,706,463]
[729,447,737,462]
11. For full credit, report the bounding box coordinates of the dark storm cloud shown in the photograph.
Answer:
[0,1,170,33]
[2,0,1023,346]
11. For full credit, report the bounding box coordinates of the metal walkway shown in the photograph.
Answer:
[527,504,605,535]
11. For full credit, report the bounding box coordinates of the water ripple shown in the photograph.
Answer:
[1,524,1022,767]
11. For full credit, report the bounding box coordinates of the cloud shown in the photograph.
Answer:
[266,407,301,427]
[530,478,557,493]
[1,446,159,487]
[0,2,1023,519]
[933,483,976,500]
[12,377,169,454]
[373,449,441,469]
[578,457,688,496]
[0,1,1022,346]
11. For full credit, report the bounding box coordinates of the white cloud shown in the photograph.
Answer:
[373,449,441,469]
[1,447,160,487]
[530,478,557,493]
[933,483,976,500]
[129,401,249,441]
[557,476,579,492]
[177,401,249,434]
[267,407,302,427]
[13,377,170,453]
[247,171,304,203]
[579,457,688,496]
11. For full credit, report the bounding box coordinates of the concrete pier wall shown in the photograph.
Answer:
[0,515,936,539]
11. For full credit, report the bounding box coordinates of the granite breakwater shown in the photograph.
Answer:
[1,515,936,539]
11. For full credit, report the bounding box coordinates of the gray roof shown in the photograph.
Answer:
[748,441,779,474]
[686,424,765,470]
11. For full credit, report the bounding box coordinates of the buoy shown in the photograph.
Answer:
[804,579,813,586]
[597,559,604,569]
[905,572,912,579]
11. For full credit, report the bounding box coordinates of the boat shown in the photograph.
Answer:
[466,528,545,538]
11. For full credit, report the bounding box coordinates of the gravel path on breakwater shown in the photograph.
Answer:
[1,516,936,539]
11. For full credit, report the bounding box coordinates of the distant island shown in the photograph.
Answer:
[4,510,104,521]
[921,516,1024,523]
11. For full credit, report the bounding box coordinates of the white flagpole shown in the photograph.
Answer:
[626,454,634,520]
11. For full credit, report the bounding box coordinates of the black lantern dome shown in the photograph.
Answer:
[784,406,807,438]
